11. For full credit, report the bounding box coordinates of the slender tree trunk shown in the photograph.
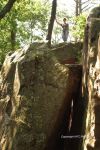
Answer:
[75,0,82,16]
[75,0,79,16]
[11,20,17,51]
[11,29,16,51]
[46,0,57,47]
[75,0,79,42]
[75,0,82,42]
[0,0,16,20]
[79,0,82,14]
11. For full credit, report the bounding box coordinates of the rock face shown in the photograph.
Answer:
[0,43,82,150]
[83,6,100,150]
[51,42,82,64]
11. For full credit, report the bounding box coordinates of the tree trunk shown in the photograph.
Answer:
[11,29,16,51]
[75,0,82,16]
[0,0,16,20]
[11,20,17,51]
[75,0,79,16]
[79,0,82,14]
[46,0,57,47]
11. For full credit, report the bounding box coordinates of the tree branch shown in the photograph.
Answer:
[0,0,16,20]
[81,0,90,5]
[82,2,91,11]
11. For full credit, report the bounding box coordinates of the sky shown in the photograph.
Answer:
[50,0,100,16]
[54,0,75,15]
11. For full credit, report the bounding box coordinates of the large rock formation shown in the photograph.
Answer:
[83,6,100,150]
[0,43,82,150]
[1,6,100,150]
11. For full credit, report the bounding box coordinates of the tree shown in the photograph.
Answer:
[0,0,16,20]
[74,0,99,16]
[46,0,57,47]
[75,0,79,16]
[0,0,50,64]
[71,14,86,41]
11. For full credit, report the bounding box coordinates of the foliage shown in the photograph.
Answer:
[71,14,86,41]
[0,0,88,65]
[0,0,16,20]
[0,0,50,65]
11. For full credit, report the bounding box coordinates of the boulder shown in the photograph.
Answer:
[0,43,82,150]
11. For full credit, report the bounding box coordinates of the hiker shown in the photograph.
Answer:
[56,17,69,42]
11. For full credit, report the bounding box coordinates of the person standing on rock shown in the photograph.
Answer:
[56,17,69,42]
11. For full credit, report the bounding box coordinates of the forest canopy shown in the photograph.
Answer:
[0,0,99,64]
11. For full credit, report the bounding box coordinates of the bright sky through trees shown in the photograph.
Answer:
[50,0,100,15]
